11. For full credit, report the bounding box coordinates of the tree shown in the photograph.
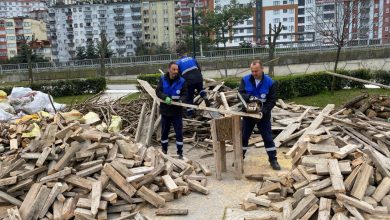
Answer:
[309,0,380,91]
[76,47,87,60]
[85,41,97,59]
[201,0,253,77]
[96,32,113,77]
[134,42,171,56]
[267,22,283,77]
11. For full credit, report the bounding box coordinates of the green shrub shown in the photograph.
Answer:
[347,69,371,89]
[0,77,106,97]
[137,73,161,85]
[373,70,390,85]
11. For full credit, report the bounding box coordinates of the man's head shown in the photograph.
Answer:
[168,61,179,79]
[250,60,264,79]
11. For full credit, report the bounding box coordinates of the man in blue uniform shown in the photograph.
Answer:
[156,61,188,159]
[238,60,281,170]
[176,46,210,117]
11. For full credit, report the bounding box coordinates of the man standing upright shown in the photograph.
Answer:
[176,45,210,117]
[238,60,281,170]
[156,62,188,159]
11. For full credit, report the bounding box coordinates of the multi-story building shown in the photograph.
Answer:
[48,2,142,62]
[384,0,390,43]
[141,0,176,48]
[0,0,46,18]
[0,18,49,60]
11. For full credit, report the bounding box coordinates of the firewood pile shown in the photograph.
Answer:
[241,101,390,219]
[0,112,211,219]
[342,93,390,120]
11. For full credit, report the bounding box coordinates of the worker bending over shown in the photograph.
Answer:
[156,62,188,159]
[238,59,281,170]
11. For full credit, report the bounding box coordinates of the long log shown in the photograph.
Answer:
[137,79,262,119]
[325,71,390,89]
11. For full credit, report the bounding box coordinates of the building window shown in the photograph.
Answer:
[283,18,288,22]
[273,1,280,6]
[298,0,305,6]
[289,9,294,13]
[283,1,287,4]
[289,0,294,4]
[289,17,294,22]
[240,29,244,33]
[283,35,287,39]
[283,26,287,30]
[283,9,288,13]
[247,20,253,25]
[298,8,304,15]
[385,27,389,31]
[273,18,280,23]
[386,8,389,13]
[273,10,279,15]
[247,29,253,33]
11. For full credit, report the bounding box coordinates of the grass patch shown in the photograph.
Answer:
[107,79,138,84]
[120,92,143,103]
[288,89,390,108]
[54,94,95,105]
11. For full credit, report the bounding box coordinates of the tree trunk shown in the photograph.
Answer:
[331,46,342,92]
[268,47,275,77]
[222,27,228,78]
[28,52,33,86]
[100,58,105,77]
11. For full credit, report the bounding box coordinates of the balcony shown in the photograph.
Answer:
[116,40,126,45]
[66,27,73,32]
[49,20,56,25]
[67,33,74,39]
[115,31,125,38]
[117,48,126,54]
[98,18,106,22]
[65,11,72,16]
[114,8,124,13]
[132,23,142,28]
[52,51,59,55]
[131,7,141,13]
[84,18,92,23]
[114,16,125,21]
[85,26,93,30]
[115,24,125,29]
[49,13,55,17]
[98,10,106,14]
[86,31,93,37]
[132,15,141,20]
[69,50,75,56]
[68,42,75,47]
[133,31,142,37]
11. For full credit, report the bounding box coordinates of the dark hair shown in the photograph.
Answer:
[168,61,177,69]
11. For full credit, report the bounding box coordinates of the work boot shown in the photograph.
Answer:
[269,160,281,170]
[162,149,167,155]
[204,98,211,107]
[178,154,184,160]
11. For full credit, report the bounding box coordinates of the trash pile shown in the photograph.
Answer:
[0,87,65,122]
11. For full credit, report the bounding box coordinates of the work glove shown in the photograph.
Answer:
[164,97,172,105]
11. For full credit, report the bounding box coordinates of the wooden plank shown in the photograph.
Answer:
[18,166,47,180]
[106,143,118,163]
[53,200,64,220]
[19,183,41,219]
[328,159,346,193]
[307,143,339,154]
[333,144,360,159]
[363,148,390,178]
[39,182,63,218]
[351,163,373,200]
[286,104,335,158]
[325,71,390,89]
[61,197,76,219]
[0,159,26,179]
[138,79,262,119]
[76,198,107,210]
[0,176,17,186]
[290,194,319,220]
[344,165,361,191]
[292,142,308,165]
[0,191,22,206]
[50,141,81,174]
[63,174,93,191]
[318,197,331,220]
[232,115,243,180]
[274,123,300,148]
[91,181,102,215]
[36,147,52,167]
[39,167,71,183]
[110,161,134,178]
[342,203,364,220]
[116,140,137,159]
[136,186,165,208]
[199,164,212,176]
[247,196,271,207]
[156,208,188,216]
[372,177,390,202]
[299,203,319,220]
[257,182,281,195]
[103,164,137,198]
[135,103,147,143]
[76,164,103,177]
[145,100,157,146]
[316,161,351,175]
[336,193,374,214]
[282,202,292,220]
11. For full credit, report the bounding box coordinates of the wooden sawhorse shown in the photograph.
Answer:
[211,115,243,180]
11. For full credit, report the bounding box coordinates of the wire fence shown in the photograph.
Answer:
[1,41,390,75]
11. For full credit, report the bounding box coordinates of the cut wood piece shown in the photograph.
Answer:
[116,140,138,159]
[0,176,17,186]
[316,161,351,175]
[333,144,360,159]
[101,192,117,202]
[76,164,103,177]
[50,141,81,174]
[274,123,300,148]
[299,203,319,220]
[98,210,107,220]
[318,197,331,220]
[0,159,26,179]
[247,196,271,207]
[297,165,311,182]
[351,163,373,200]
[19,183,41,219]
[103,164,137,198]
[91,181,102,215]
[106,143,118,163]
[199,164,212,176]
[107,204,135,213]
[26,185,51,220]
[36,147,52,167]
[363,148,390,178]
[53,200,64,220]
[106,184,133,204]
[39,167,71,183]
[290,194,319,220]
[328,159,346,193]
[286,104,335,158]
[0,190,22,206]
[110,161,134,178]
[39,182,63,218]
[372,177,390,202]
[63,174,93,191]
[292,142,308,165]
[155,208,188,216]
[7,207,22,220]
[307,143,339,154]
[7,178,33,193]
[74,208,94,219]
[62,197,76,219]
[136,186,165,208]
[344,165,361,191]
[18,166,47,181]
[282,202,292,220]
[257,182,281,195]
[10,139,18,150]
[343,202,364,220]
[187,179,209,195]
[161,175,179,192]
[310,178,332,191]
[336,193,374,214]
[76,198,108,210]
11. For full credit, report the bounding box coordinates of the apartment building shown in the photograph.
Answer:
[48,2,142,62]
[0,18,48,60]
[141,0,176,48]
[384,0,390,42]
[0,0,46,18]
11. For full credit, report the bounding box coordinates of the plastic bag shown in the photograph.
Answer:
[0,108,14,121]
[0,102,15,114]
[108,116,122,133]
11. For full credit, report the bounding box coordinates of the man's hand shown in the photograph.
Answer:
[164,97,172,105]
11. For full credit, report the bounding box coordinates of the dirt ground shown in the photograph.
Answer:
[140,144,292,220]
